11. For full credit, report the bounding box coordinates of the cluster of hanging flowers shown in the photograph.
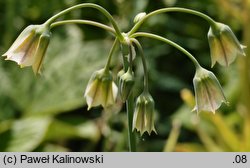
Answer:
[191,21,246,114]
[2,6,246,136]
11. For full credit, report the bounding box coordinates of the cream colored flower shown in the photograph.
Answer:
[208,22,246,67]
[133,92,156,135]
[2,24,51,74]
[84,69,118,110]
[193,67,228,114]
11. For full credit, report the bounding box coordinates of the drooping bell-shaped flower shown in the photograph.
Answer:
[193,66,228,114]
[84,68,118,110]
[133,91,156,135]
[118,68,135,102]
[208,22,246,67]
[2,24,51,74]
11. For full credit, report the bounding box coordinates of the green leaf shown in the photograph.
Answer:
[5,116,51,151]
[45,118,100,142]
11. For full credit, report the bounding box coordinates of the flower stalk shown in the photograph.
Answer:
[104,38,118,73]
[45,3,124,41]
[131,38,150,92]
[131,32,201,69]
[129,7,216,35]
[50,20,115,34]
[126,94,136,151]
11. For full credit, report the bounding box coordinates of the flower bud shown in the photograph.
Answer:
[133,92,156,135]
[118,68,135,102]
[193,67,228,114]
[134,12,146,23]
[2,24,51,74]
[208,22,246,67]
[84,69,118,110]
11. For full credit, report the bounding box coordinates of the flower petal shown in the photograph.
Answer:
[32,34,50,74]
[193,67,227,114]
[133,92,156,135]
[2,25,36,57]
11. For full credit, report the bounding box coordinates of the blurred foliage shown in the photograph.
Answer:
[0,0,249,151]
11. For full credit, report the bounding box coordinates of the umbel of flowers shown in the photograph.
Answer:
[2,3,246,151]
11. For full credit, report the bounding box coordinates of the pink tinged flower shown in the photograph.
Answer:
[133,92,156,136]
[193,67,228,114]
[208,22,246,67]
[2,24,51,74]
[84,69,118,110]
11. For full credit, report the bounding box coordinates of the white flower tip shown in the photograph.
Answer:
[87,106,92,111]
[191,106,197,113]
[211,62,215,68]
[241,45,247,49]
[241,45,247,56]
[149,128,157,135]
[85,93,93,111]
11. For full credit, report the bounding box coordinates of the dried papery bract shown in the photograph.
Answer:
[2,24,51,74]
[208,22,246,67]
[193,67,228,114]
[84,69,118,110]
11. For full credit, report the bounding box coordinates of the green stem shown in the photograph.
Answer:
[120,44,129,71]
[104,38,118,73]
[128,45,134,69]
[131,38,149,92]
[129,7,216,35]
[121,40,137,152]
[131,32,201,69]
[44,3,123,40]
[50,20,115,34]
[126,93,136,152]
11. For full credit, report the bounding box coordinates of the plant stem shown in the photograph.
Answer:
[129,7,216,35]
[131,32,201,69]
[120,44,129,71]
[50,20,115,34]
[126,94,136,152]
[44,3,123,41]
[131,39,149,92]
[104,38,118,73]
[128,45,134,69]
[120,40,137,152]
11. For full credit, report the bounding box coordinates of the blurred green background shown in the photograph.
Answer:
[0,0,249,152]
